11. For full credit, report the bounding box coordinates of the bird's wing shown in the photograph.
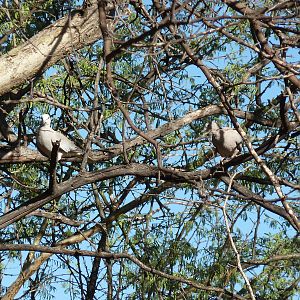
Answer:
[223,128,242,142]
[55,131,81,153]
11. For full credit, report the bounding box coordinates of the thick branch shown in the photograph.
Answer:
[0,105,290,164]
[0,3,105,97]
[0,163,293,230]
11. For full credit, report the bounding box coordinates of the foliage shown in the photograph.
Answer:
[0,0,299,299]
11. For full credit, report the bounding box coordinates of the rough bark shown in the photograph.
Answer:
[0,2,105,97]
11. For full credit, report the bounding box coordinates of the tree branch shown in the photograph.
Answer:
[0,163,294,230]
[0,243,246,300]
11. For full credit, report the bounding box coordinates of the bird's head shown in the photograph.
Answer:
[206,121,220,133]
[41,114,51,126]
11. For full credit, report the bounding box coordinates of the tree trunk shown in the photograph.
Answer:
[0,2,104,97]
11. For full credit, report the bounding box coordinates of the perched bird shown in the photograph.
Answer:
[36,114,82,161]
[207,121,243,158]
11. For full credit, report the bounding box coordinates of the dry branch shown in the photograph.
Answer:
[0,243,246,300]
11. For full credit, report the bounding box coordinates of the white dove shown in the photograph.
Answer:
[36,114,82,161]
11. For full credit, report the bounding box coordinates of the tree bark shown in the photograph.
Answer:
[0,2,104,97]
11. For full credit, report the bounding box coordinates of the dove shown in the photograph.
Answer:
[207,121,243,158]
[36,114,82,161]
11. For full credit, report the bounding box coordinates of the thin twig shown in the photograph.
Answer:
[222,172,256,300]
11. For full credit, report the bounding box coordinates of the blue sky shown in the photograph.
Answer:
[1,1,299,299]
